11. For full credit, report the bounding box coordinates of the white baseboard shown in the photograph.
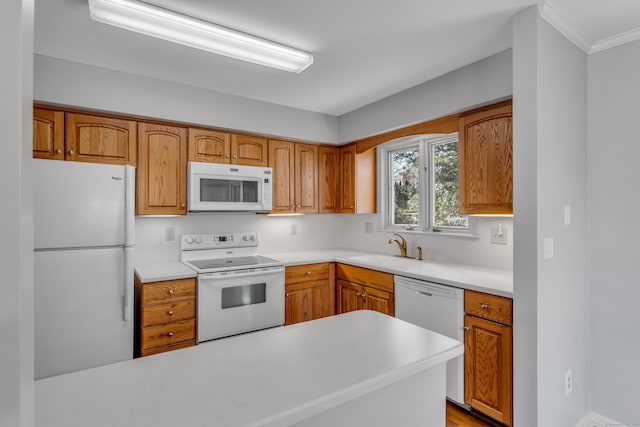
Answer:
[576,412,628,427]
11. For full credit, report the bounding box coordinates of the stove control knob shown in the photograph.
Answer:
[195,237,203,244]
[185,237,194,245]
[243,235,249,242]
[250,235,256,241]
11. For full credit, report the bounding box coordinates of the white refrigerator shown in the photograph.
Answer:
[33,159,135,379]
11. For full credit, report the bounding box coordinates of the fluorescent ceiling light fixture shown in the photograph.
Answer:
[87,0,314,73]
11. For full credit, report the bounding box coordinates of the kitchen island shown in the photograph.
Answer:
[36,310,462,427]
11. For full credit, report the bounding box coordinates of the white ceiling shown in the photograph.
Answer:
[34,0,640,116]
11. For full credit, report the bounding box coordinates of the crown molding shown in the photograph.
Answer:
[539,1,640,55]
[538,2,591,53]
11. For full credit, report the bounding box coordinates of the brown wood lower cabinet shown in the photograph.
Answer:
[135,277,196,357]
[464,290,513,426]
[285,263,334,325]
[336,264,394,316]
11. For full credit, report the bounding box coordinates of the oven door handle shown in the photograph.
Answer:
[199,267,283,280]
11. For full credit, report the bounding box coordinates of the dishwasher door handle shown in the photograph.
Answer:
[416,290,433,297]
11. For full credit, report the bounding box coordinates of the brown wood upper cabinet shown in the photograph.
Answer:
[33,108,136,165]
[339,144,376,214]
[136,122,188,215]
[268,140,318,214]
[458,100,513,214]
[318,145,340,213]
[188,128,267,166]
[33,108,64,160]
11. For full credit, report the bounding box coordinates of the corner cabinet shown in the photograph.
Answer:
[339,144,376,214]
[336,264,394,316]
[464,290,513,426]
[284,263,334,325]
[136,122,188,215]
[458,100,513,214]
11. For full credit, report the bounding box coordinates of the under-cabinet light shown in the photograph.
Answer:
[87,0,314,73]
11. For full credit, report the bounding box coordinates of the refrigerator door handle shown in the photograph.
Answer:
[123,247,134,321]
[124,166,136,247]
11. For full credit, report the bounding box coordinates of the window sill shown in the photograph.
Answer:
[380,228,480,239]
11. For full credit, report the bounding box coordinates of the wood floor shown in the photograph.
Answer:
[446,401,503,427]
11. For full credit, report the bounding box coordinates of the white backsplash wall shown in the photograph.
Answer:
[135,213,344,265]
[341,214,513,271]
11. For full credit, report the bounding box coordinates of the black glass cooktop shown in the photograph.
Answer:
[189,255,280,270]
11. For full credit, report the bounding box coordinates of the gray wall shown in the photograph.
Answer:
[0,0,34,425]
[513,7,590,426]
[588,39,640,425]
[337,49,513,143]
[34,55,338,144]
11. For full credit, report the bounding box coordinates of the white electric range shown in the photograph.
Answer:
[181,232,284,342]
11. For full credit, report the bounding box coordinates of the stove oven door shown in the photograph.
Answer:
[197,266,285,342]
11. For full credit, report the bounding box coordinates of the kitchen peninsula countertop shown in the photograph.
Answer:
[36,311,462,427]
[267,249,513,298]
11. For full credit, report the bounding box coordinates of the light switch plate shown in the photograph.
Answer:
[165,227,175,242]
[365,222,374,234]
[490,227,508,245]
[544,237,554,259]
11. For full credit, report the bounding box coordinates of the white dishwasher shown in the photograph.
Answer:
[395,276,465,405]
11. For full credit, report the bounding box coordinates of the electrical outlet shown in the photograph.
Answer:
[565,369,573,395]
[490,226,507,245]
[291,224,297,235]
[165,227,175,242]
[365,222,374,234]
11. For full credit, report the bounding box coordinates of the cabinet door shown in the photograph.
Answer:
[363,286,394,316]
[268,140,295,213]
[336,280,362,314]
[137,122,188,215]
[464,315,512,426]
[339,143,356,213]
[188,128,230,163]
[285,280,331,325]
[65,113,137,165]
[459,101,513,214]
[295,143,318,213]
[33,108,64,160]
[231,134,268,166]
[318,145,339,213]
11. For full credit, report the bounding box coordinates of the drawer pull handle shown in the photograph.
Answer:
[305,271,311,275]
[168,289,174,295]
[167,332,174,337]
[167,310,174,316]
[464,327,470,332]
[481,304,488,310]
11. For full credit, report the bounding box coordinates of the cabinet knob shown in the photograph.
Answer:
[67,150,74,155]
[167,332,174,337]
[350,205,355,209]
[167,310,174,316]
[233,154,237,159]
[464,327,470,332]
[168,289,174,295]
[481,304,488,310]
[181,203,186,208]
[285,293,290,297]
[54,149,62,154]
[225,154,230,158]
[305,271,311,276]
[297,205,302,208]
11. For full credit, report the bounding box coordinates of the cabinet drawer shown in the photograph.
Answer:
[141,278,196,304]
[141,299,195,327]
[336,264,394,293]
[141,319,196,350]
[465,290,512,325]
[140,339,196,357]
[285,263,330,284]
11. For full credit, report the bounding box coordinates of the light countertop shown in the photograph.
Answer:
[267,249,513,298]
[135,262,196,283]
[35,311,463,427]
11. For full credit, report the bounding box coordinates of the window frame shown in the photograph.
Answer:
[377,133,476,237]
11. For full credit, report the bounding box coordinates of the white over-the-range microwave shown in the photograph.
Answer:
[188,161,273,212]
